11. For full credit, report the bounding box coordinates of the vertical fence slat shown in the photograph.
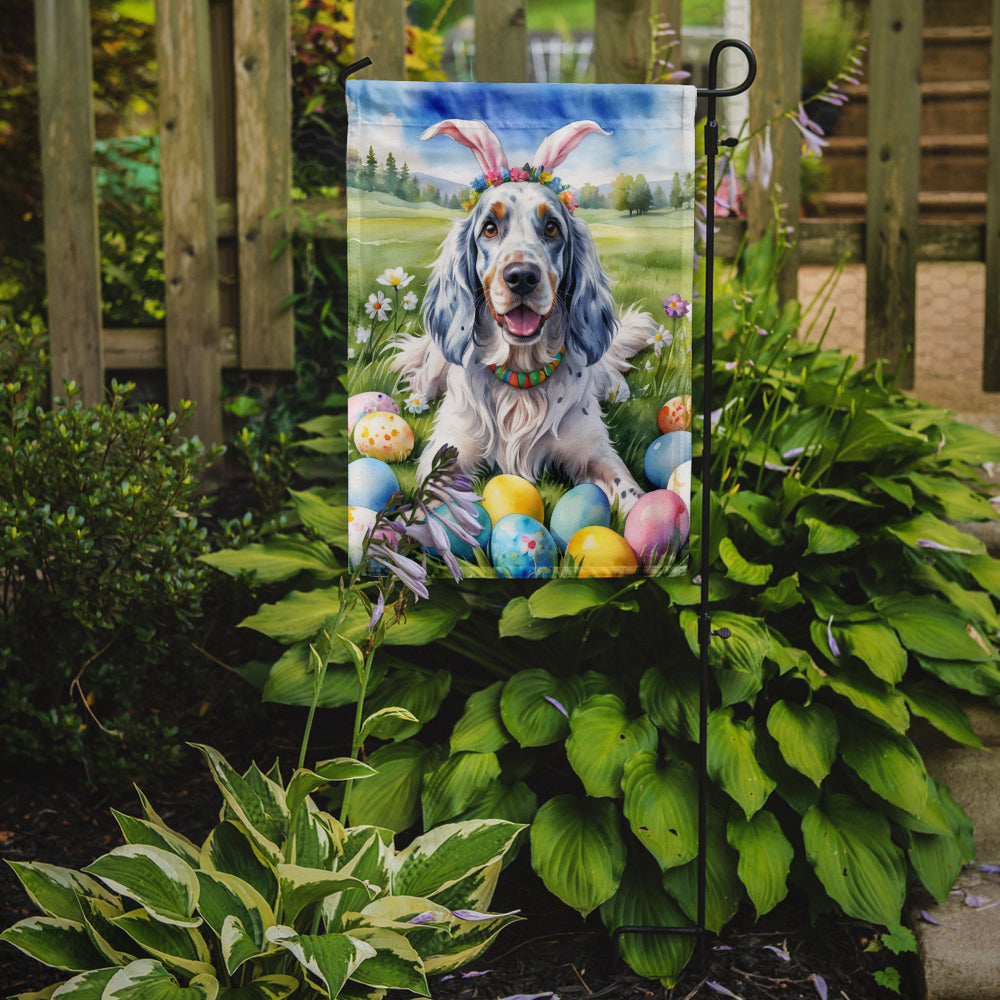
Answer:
[983,0,1000,390]
[233,0,294,369]
[355,0,406,80]
[864,0,923,390]
[474,0,527,82]
[157,0,222,444]
[746,0,801,304]
[34,0,103,405]
[594,0,654,84]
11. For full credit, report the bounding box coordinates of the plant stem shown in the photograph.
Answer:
[339,645,376,826]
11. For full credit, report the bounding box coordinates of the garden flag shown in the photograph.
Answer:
[346,80,697,579]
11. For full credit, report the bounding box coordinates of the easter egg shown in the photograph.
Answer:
[482,474,545,525]
[347,391,399,432]
[347,506,378,570]
[667,460,692,511]
[549,483,611,551]
[624,489,690,571]
[565,525,638,578]
[490,513,559,579]
[348,456,400,513]
[428,501,493,562]
[354,411,414,461]
[657,395,692,434]
[644,431,692,489]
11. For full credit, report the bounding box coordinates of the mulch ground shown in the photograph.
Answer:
[1,743,913,1000]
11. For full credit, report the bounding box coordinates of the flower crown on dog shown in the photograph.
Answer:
[420,118,612,215]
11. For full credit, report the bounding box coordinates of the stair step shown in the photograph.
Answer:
[814,190,987,222]
[922,25,993,82]
[831,81,991,138]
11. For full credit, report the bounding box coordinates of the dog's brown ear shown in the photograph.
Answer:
[423,214,479,365]
[567,213,617,366]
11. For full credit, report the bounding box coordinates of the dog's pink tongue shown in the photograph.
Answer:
[504,305,541,337]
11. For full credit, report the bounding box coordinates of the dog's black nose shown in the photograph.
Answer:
[503,262,541,296]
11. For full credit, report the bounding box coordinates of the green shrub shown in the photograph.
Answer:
[0,317,220,783]
[1,743,524,998]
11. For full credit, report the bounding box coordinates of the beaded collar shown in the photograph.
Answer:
[489,346,565,388]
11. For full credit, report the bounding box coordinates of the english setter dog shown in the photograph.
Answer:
[392,118,662,512]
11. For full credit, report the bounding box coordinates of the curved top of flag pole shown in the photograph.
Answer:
[697,39,756,99]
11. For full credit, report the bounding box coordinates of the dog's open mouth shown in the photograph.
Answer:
[498,305,543,338]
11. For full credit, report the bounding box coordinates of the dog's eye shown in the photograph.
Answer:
[543,219,561,239]
[482,220,499,238]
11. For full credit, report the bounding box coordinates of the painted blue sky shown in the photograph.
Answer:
[346,80,697,188]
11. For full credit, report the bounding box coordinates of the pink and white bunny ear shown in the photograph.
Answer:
[532,120,612,170]
[420,119,509,175]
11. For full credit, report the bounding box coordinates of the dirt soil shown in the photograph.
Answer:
[1,747,913,1000]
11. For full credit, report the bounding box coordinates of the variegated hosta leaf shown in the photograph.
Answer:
[46,966,118,997]
[102,958,218,999]
[265,926,375,998]
[83,845,200,928]
[214,974,300,999]
[200,822,278,910]
[499,670,585,747]
[599,853,694,987]
[661,811,742,934]
[190,745,287,863]
[0,916,107,972]
[450,681,511,754]
[420,751,502,829]
[4,861,118,922]
[802,793,906,926]
[706,707,776,819]
[323,829,393,931]
[529,795,626,917]
[566,695,658,799]
[195,871,274,973]
[344,926,429,995]
[765,700,838,786]
[424,859,501,915]
[727,810,793,918]
[110,908,214,978]
[111,810,201,868]
[421,907,522,975]
[288,802,343,871]
[276,864,375,925]
[77,894,136,966]
[391,820,525,901]
[621,751,699,871]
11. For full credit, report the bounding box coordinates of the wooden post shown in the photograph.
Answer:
[864,0,923,390]
[746,0,801,305]
[157,0,223,444]
[34,0,104,405]
[474,0,527,82]
[355,0,406,80]
[983,0,1000,390]
[594,0,662,84]
[233,0,294,369]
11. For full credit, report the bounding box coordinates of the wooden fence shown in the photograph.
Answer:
[33,0,1000,445]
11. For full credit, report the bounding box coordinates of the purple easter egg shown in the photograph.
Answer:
[624,489,690,571]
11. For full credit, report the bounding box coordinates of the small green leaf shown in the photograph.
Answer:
[276,865,373,925]
[359,706,421,742]
[803,517,859,555]
[530,795,626,917]
[362,667,451,740]
[719,537,773,585]
[346,926,429,994]
[289,488,345,543]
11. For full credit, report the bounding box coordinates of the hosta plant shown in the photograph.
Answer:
[1,744,523,999]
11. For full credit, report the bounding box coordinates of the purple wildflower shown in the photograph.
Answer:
[663,293,691,319]
[366,540,429,600]
[791,104,829,156]
[827,616,841,658]
[367,591,385,631]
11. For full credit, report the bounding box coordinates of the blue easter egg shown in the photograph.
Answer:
[490,513,559,579]
[643,431,693,489]
[549,483,612,551]
[348,457,400,512]
[428,502,493,562]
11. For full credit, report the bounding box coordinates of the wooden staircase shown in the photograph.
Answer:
[816,0,992,221]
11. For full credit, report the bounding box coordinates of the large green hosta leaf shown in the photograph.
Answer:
[111,908,214,978]
[639,664,699,742]
[832,621,907,684]
[802,793,906,926]
[450,682,511,754]
[727,810,793,918]
[526,578,629,618]
[530,795,627,917]
[600,853,694,987]
[874,593,996,662]
[838,718,929,817]
[499,670,585,747]
[901,680,982,748]
[217,976,299,1000]
[680,610,771,706]
[195,871,274,975]
[200,535,339,584]
[340,926,428,995]
[885,511,986,557]
[421,751,502,828]
[765,700,838,786]
[362,667,451,741]
[707,708,776,818]
[29,966,117,998]
[621,751,699,871]
[347,740,442,832]
[566,695,658,798]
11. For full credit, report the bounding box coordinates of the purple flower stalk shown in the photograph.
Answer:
[791,104,829,157]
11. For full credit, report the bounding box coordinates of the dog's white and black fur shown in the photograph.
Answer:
[392,118,661,512]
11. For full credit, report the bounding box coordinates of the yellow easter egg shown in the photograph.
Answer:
[482,474,545,525]
[565,525,638,578]
[353,411,414,462]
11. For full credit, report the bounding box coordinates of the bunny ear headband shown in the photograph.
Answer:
[420,119,612,213]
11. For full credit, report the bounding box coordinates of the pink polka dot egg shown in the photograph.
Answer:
[348,391,400,432]
[353,410,414,462]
